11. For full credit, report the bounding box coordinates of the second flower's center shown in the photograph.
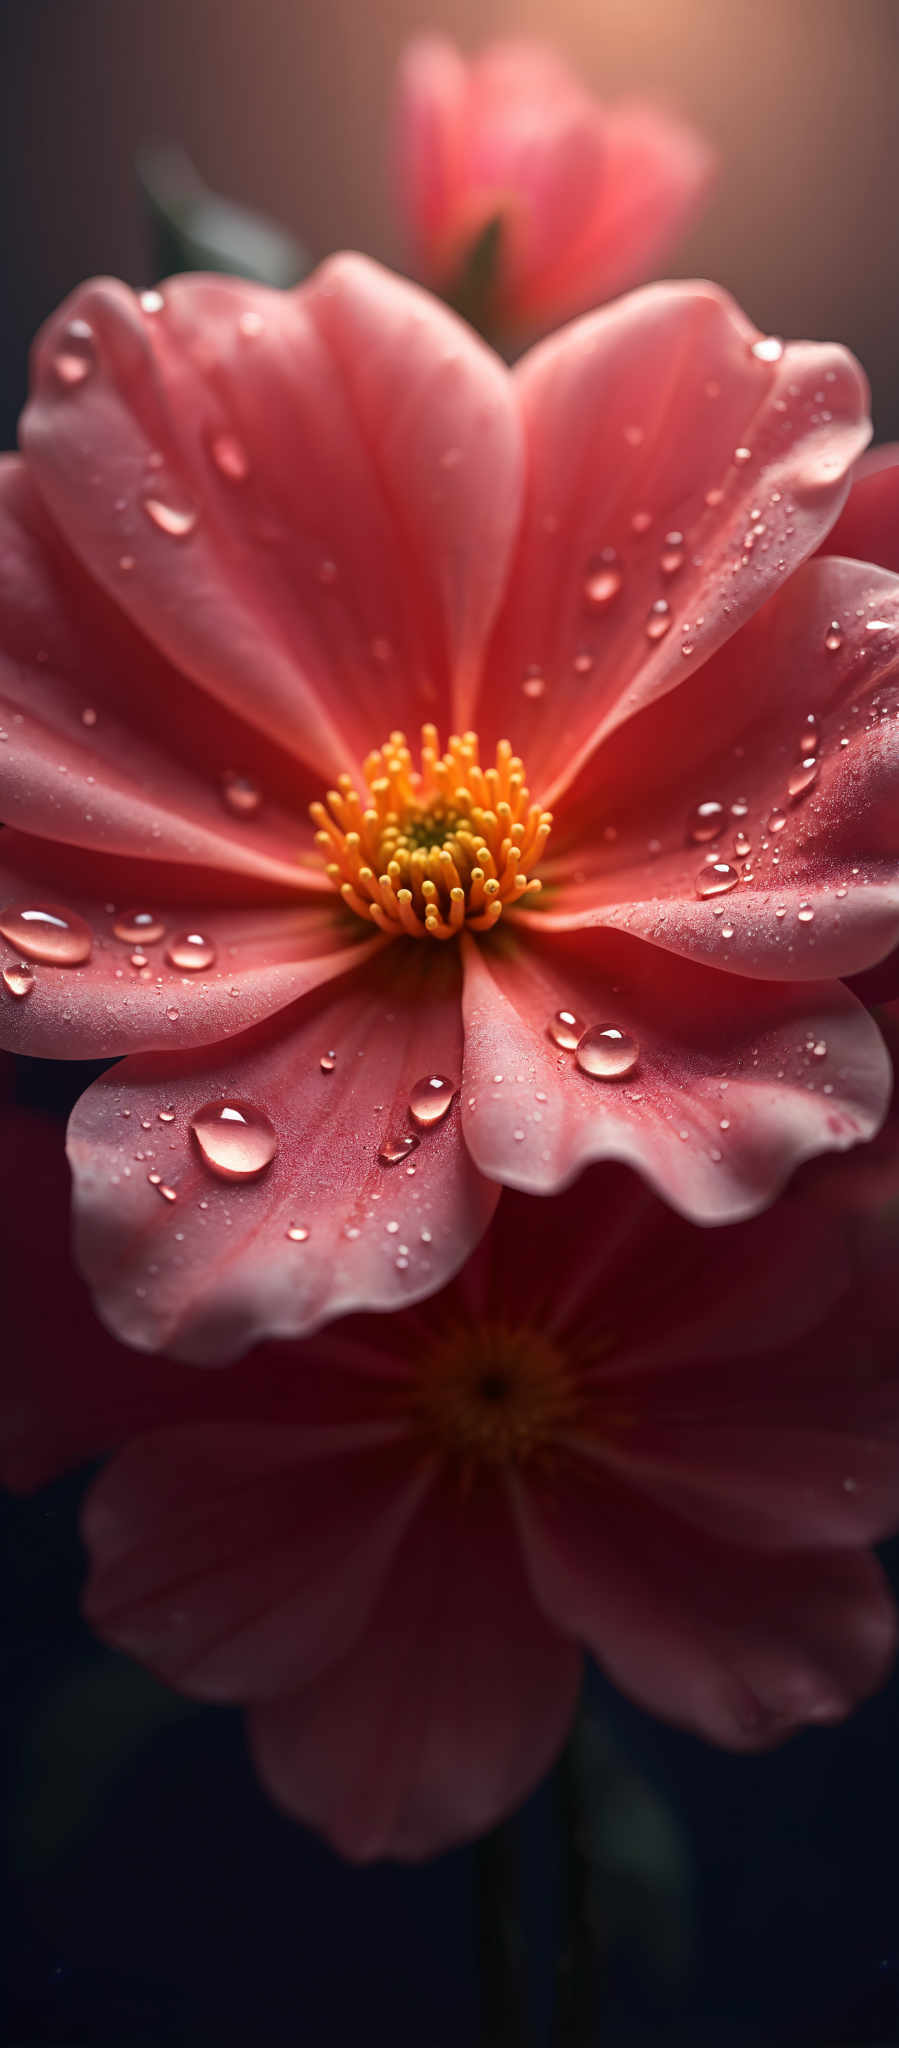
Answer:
[413,1321,578,1469]
[311,726,552,939]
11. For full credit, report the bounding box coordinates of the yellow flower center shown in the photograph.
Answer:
[310,725,552,939]
[413,1321,579,1470]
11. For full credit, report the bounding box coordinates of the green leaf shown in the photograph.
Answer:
[137,144,308,288]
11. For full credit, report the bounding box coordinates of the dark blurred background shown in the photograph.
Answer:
[3,1,899,2042]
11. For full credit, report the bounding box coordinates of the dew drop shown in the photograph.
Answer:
[409,1074,456,1128]
[130,949,148,969]
[660,533,685,576]
[166,1006,180,1022]
[155,1182,178,1203]
[721,922,735,938]
[0,902,92,965]
[238,310,265,338]
[546,1008,585,1051]
[221,770,261,816]
[797,902,815,923]
[189,1098,278,1181]
[54,319,96,388]
[645,599,671,642]
[695,862,739,899]
[140,290,164,314]
[583,563,622,611]
[165,931,216,971]
[210,432,250,481]
[824,622,843,652]
[730,797,749,819]
[286,1223,310,1242]
[767,807,787,834]
[319,1051,337,1073]
[799,715,820,757]
[81,705,97,727]
[113,909,166,944]
[686,799,725,845]
[575,1024,639,1080]
[788,756,819,799]
[631,510,652,534]
[142,495,198,539]
[2,963,35,999]
[378,1133,420,1166]
[158,1107,175,1123]
[813,1039,828,1058]
[705,487,725,508]
[573,652,593,675]
[522,669,547,699]
[750,335,784,363]
[734,831,751,857]
[733,446,752,465]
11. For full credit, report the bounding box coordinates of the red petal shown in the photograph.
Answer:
[22,259,522,776]
[475,283,869,796]
[516,1467,896,1748]
[249,1474,580,1860]
[460,925,890,1221]
[823,442,899,572]
[68,948,497,1360]
[536,557,899,982]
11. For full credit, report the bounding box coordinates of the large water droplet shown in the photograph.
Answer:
[113,909,166,944]
[319,1051,337,1074]
[575,1025,639,1079]
[190,1098,278,1181]
[767,808,787,835]
[686,799,725,844]
[546,1008,585,1050]
[695,862,739,899]
[142,495,198,539]
[378,1133,420,1166]
[0,902,92,965]
[165,931,216,971]
[409,1074,456,1128]
[583,562,622,612]
[221,771,261,817]
[54,319,96,388]
[2,963,35,999]
[788,756,819,799]
[645,599,671,641]
[797,901,815,923]
[210,432,250,482]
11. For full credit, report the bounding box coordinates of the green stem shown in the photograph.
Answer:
[476,1812,533,2048]
[552,1716,602,2048]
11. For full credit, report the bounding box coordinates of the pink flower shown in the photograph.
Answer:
[396,36,715,332]
[0,257,896,1362]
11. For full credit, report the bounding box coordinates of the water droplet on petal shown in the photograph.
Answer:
[155,1182,178,1203]
[721,922,734,938]
[734,446,752,465]
[797,901,815,923]
[686,799,725,844]
[113,909,166,944]
[546,1008,585,1050]
[378,1133,420,1166]
[81,705,97,727]
[813,1039,828,1058]
[286,1223,309,1241]
[2,963,35,998]
[631,510,652,535]
[190,1098,278,1181]
[221,770,261,816]
[825,622,843,652]
[788,756,819,799]
[409,1074,456,1128]
[799,715,820,757]
[54,319,96,388]
[166,1006,180,1022]
[130,949,148,969]
[165,931,216,971]
[142,495,198,539]
[705,487,725,508]
[140,290,165,314]
[210,432,250,482]
[238,309,265,338]
[0,902,92,965]
[730,797,749,819]
[660,532,685,576]
[521,669,546,699]
[645,599,671,641]
[319,1051,337,1073]
[695,862,739,899]
[575,1025,639,1079]
[767,808,787,834]
[734,831,751,857]
[751,335,784,363]
[583,563,622,611]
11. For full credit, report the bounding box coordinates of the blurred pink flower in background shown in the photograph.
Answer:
[3,1062,897,1862]
[395,36,715,333]
[1,257,897,1364]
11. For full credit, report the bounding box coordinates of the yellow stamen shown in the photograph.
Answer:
[311,726,552,939]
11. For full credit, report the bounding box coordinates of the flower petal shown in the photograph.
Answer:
[475,283,869,797]
[395,35,468,269]
[82,1425,430,1701]
[0,840,372,1058]
[516,1468,896,1748]
[533,557,899,982]
[68,947,498,1361]
[22,258,522,776]
[823,442,899,571]
[460,925,890,1221]
[0,457,320,887]
[250,1473,580,1861]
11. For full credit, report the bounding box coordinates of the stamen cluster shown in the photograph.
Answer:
[414,1321,578,1470]
[311,726,552,939]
